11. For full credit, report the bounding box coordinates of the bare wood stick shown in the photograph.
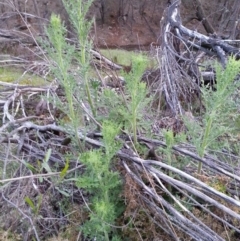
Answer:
[90,49,123,70]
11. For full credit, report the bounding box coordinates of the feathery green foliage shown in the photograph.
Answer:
[45,0,151,239]
[124,56,150,144]
[185,57,240,173]
[63,0,96,117]
[45,1,125,239]
[77,121,123,240]
[99,55,151,145]
[46,14,84,150]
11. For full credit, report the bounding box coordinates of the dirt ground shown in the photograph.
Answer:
[1,0,238,52]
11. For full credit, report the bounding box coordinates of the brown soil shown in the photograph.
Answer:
[0,0,239,51]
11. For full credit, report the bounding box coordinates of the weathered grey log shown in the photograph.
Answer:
[167,1,240,65]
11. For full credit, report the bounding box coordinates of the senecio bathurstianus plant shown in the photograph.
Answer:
[45,1,123,240]
[185,57,240,174]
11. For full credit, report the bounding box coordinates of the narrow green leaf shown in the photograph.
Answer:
[55,187,70,197]
[24,196,35,210]
[21,159,37,173]
[36,194,43,215]
[42,149,52,173]
[41,161,52,173]
[60,158,69,179]
[38,176,43,183]
[43,149,52,163]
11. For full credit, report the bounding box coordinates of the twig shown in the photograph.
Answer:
[0,165,83,184]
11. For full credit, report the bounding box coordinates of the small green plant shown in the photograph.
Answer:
[44,1,153,239]
[185,57,240,174]
[77,121,123,240]
[45,14,85,150]
[164,129,175,174]
[123,56,150,145]
[44,1,125,239]
[62,0,96,117]
[45,0,97,150]
[24,195,42,216]
[98,55,151,146]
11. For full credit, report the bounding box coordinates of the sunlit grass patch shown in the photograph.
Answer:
[100,49,156,69]
[0,67,47,86]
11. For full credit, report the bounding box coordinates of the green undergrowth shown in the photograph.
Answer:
[0,67,47,86]
[44,0,153,238]
[184,57,240,173]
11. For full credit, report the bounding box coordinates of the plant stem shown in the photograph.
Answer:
[198,112,214,174]
[133,110,137,145]
[85,77,96,117]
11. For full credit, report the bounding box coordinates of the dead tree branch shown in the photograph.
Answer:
[150,0,240,115]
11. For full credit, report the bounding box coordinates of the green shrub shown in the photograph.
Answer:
[77,121,123,240]
[185,57,240,173]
